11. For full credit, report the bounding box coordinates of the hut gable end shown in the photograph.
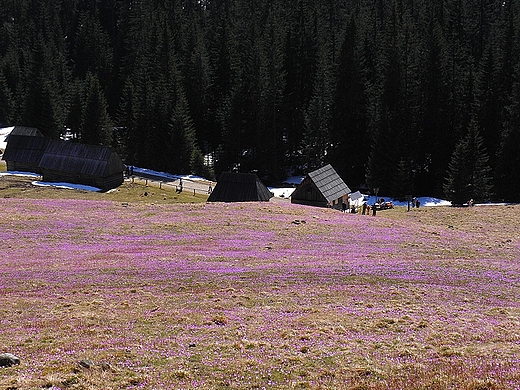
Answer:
[207,172,273,202]
[291,164,351,209]
[2,129,48,173]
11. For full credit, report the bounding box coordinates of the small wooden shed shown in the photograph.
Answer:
[207,171,274,202]
[291,164,351,210]
[2,127,48,173]
[38,140,125,191]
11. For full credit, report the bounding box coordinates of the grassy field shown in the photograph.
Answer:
[0,163,208,204]
[0,173,519,389]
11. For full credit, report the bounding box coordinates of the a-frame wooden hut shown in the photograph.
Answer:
[291,164,351,210]
[207,171,274,202]
[2,127,48,173]
[38,140,125,191]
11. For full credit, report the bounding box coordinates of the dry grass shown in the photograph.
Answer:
[0,171,519,389]
[0,168,208,204]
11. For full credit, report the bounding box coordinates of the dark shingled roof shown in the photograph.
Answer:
[207,171,274,202]
[39,140,124,177]
[8,126,44,137]
[307,164,351,203]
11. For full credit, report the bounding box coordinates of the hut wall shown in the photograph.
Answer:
[207,172,273,202]
[42,170,123,191]
[330,198,345,211]
[291,178,328,207]
[6,161,42,173]
[95,172,124,190]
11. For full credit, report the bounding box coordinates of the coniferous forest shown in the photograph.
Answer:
[1,1,520,202]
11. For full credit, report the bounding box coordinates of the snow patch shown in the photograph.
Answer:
[32,181,101,192]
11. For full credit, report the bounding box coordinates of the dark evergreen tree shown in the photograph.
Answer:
[392,157,414,201]
[255,0,287,181]
[279,0,318,168]
[22,37,65,138]
[329,14,368,188]
[117,79,138,163]
[71,11,114,89]
[23,71,62,138]
[81,73,113,145]
[495,59,520,202]
[205,0,237,158]
[302,51,333,171]
[0,70,13,125]
[66,79,84,139]
[179,1,212,156]
[443,119,493,204]
[415,16,451,197]
[169,85,201,175]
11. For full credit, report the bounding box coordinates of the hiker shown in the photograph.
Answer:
[362,202,367,215]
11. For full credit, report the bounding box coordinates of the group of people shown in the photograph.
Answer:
[342,201,374,215]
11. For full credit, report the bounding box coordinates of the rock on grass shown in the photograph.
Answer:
[0,353,20,367]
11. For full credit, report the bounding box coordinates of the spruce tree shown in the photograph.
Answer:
[66,79,83,140]
[24,73,61,138]
[329,14,368,188]
[0,70,13,125]
[495,61,520,202]
[81,73,113,145]
[443,119,493,205]
[279,0,317,168]
[392,157,414,201]
[169,85,200,175]
[117,79,138,163]
[303,47,334,171]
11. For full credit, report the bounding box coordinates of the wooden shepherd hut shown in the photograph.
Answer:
[207,171,274,202]
[2,127,48,173]
[291,164,351,210]
[38,140,125,191]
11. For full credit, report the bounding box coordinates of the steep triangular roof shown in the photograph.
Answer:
[207,172,273,202]
[306,164,350,202]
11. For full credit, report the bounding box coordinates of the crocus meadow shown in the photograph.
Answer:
[0,198,519,389]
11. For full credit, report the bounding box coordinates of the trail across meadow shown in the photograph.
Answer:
[1,199,519,389]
